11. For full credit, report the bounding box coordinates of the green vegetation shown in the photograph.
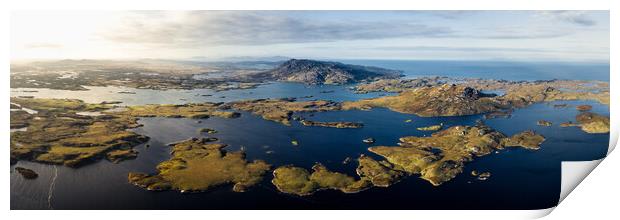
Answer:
[537,120,552,126]
[576,112,610,134]
[501,130,546,150]
[225,98,341,125]
[343,84,503,117]
[10,98,149,167]
[128,138,271,193]
[367,124,544,186]
[272,163,371,196]
[123,103,240,119]
[356,155,404,187]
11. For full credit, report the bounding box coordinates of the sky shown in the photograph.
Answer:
[10,11,609,62]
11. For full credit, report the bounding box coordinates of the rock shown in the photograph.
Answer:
[537,120,552,126]
[362,138,376,144]
[198,128,218,134]
[576,105,592,111]
[15,167,38,179]
[417,124,443,131]
[477,172,491,181]
[471,170,479,176]
[342,157,352,165]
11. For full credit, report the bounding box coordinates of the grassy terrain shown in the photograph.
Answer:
[368,124,545,186]
[272,163,371,196]
[226,98,341,125]
[128,138,271,193]
[10,98,148,167]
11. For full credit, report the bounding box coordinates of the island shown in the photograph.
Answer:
[128,138,271,193]
[10,98,149,167]
[367,124,545,186]
[300,120,363,128]
[14,167,38,179]
[575,112,610,134]
[224,98,341,125]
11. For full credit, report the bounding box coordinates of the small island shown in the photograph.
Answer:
[300,120,363,128]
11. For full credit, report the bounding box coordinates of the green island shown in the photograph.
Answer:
[10,98,149,167]
[128,138,271,192]
[224,98,341,125]
[367,124,545,186]
[272,163,371,196]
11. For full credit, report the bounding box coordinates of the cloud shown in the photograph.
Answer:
[101,11,455,46]
[24,43,63,49]
[538,11,596,26]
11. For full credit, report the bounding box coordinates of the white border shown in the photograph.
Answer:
[2,0,617,219]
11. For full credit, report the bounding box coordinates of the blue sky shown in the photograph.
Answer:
[11,11,609,62]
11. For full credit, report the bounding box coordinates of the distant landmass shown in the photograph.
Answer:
[248,59,403,85]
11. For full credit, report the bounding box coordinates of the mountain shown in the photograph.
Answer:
[250,59,403,85]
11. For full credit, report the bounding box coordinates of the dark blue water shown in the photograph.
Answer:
[339,60,610,82]
[10,99,609,210]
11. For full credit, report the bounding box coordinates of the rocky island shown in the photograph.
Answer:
[575,112,610,134]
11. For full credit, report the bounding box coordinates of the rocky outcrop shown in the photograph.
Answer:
[15,167,38,179]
